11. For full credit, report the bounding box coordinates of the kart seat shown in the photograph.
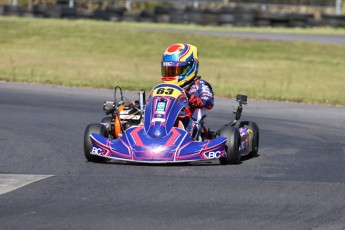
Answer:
[175,120,185,130]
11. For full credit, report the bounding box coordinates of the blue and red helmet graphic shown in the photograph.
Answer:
[161,43,199,87]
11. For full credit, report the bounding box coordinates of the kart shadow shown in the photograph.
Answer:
[241,153,260,162]
[101,157,255,167]
[103,160,219,167]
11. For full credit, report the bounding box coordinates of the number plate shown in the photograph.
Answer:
[152,87,182,99]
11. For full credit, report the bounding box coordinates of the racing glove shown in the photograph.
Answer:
[189,94,204,108]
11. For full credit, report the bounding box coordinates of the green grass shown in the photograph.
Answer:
[0,17,344,105]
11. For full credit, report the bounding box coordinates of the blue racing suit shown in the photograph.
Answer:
[183,78,214,140]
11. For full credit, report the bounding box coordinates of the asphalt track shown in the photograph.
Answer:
[0,82,345,230]
[143,27,345,45]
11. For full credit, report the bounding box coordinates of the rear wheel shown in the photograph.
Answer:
[244,121,259,157]
[84,123,108,163]
[219,126,241,165]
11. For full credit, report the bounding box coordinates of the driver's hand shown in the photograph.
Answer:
[189,94,204,108]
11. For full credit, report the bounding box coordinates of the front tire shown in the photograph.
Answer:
[219,126,241,164]
[84,123,108,163]
[101,117,114,138]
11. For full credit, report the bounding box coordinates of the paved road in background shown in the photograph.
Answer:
[144,27,345,45]
[0,82,344,230]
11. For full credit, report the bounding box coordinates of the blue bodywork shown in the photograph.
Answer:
[90,83,227,163]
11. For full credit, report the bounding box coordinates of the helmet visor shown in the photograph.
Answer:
[161,61,192,77]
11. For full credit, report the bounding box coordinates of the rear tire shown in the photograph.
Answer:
[244,121,259,157]
[219,126,241,164]
[84,123,108,163]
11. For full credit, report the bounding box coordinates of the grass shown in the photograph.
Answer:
[0,17,344,105]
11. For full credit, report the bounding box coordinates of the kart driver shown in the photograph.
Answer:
[161,43,214,140]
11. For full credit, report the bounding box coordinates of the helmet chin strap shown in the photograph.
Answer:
[183,76,201,91]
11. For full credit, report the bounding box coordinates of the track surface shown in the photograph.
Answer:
[144,27,345,45]
[0,82,344,230]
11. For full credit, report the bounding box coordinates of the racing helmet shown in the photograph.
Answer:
[161,43,199,87]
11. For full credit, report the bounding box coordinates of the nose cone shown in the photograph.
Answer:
[147,122,167,138]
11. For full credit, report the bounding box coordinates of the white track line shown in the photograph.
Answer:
[0,174,53,195]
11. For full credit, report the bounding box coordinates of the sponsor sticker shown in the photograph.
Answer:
[156,102,166,112]
[205,151,222,159]
[162,62,173,66]
[91,147,103,155]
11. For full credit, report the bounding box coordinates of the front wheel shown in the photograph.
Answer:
[84,123,108,163]
[101,117,114,138]
[219,126,241,165]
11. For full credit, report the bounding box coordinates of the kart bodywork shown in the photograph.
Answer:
[84,83,259,164]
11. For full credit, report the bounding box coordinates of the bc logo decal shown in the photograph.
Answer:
[205,151,222,159]
[91,147,103,155]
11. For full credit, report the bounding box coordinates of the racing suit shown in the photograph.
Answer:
[183,78,214,140]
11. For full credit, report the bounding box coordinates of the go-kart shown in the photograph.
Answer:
[84,83,259,164]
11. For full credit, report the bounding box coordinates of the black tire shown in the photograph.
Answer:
[154,6,170,15]
[84,123,108,163]
[101,116,113,136]
[244,121,259,157]
[219,126,241,165]
[101,116,112,125]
